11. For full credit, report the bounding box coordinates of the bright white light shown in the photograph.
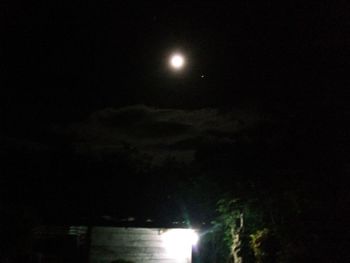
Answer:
[161,229,198,260]
[189,230,199,246]
[170,54,185,69]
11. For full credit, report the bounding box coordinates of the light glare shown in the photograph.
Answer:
[161,229,198,260]
[170,54,185,69]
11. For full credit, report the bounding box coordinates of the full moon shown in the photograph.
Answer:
[170,54,185,69]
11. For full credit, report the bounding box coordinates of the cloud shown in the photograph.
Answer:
[0,134,48,154]
[64,105,265,164]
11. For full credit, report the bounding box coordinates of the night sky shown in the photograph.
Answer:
[1,1,349,228]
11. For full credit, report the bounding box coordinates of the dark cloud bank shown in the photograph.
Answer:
[1,103,345,231]
[62,105,269,164]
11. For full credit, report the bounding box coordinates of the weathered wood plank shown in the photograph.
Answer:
[93,259,185,263]
[92,227,162,235]
[89,227,192,263]
[91,234,163,246]
[91,245,168,256]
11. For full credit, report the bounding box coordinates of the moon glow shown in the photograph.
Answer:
[170,54,185,69]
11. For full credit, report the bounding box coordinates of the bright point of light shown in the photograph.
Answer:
[170,54,185,69]
[161,229,199,260]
